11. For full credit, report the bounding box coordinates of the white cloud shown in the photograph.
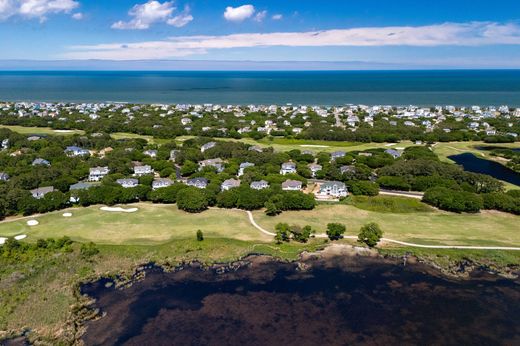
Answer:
[71,11,82,20]
[166,5,192,27]
[254,10,266,22]
[0,0,78,21]
[272,14,282,20]
[65,22,520,60]
[112,0,192,30]
[223,4,254,22]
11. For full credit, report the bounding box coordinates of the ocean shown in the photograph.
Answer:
[1,70,520,106]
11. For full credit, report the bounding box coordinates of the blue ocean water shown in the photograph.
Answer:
[1,70,520,105]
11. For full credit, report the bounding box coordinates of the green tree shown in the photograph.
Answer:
[326,223,346,240]
[176,187,209,213]
[274,223,290,243]
[358,222,383,247]
[196,229,204,241]
[80,242,100,259]
[264,201,281,216]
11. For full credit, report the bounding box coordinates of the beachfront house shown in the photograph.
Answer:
[88,166,109,182]
[116,178,139,188]
[308,163,323,177]
[330,151,346,161]
[340,165,356,175]
[250,180,269,190]
[221,179,241,191]
[187,177,208,189]
[280,162,297,175]
[152,178,173,190]
[0,172,9,181]
[200,141,217,152]
[282,179,302,191]
[143,149,158,158]
[32,158,50,166]
[316,181,348,198]
[65,146,90,157]
[30,186,54,199]
[238,162,255,176]
[133,165,154,176]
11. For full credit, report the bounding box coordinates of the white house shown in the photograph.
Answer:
[330,151,346,161]
[65,146,90,157]
[238,162,254,176]
[143,149,158,158]
[221,179,240,191]
[133,165,154,176]
[187,177,208,189]
[250,180,269,190]
[316,181,348,198]
[88,166,109,182]
[30,186,54,199]
[307,163,322,177]
[152,178,173,190]
[116,178,138,188]
[201,141,217,152]
[199,158,225,173]
[282,179,302,191]
[280,162,297,175]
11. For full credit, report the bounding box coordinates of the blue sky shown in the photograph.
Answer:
[2,0,520,69]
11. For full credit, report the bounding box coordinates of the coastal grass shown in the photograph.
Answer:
[347,195,434,213]
[252,204,520,247]
[0,203,271,244]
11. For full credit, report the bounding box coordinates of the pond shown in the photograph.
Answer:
[448,153,520,187]
[80,255,520,346]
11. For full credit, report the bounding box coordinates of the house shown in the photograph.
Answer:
[30,186,54,199]
[317,181,348,198]
[340,165,356,175]
[65,146,90,157]
[69,182,95,202]
[282,179,302,191]
[187,177,208,189]
[238,162,254,176]
[385,149,402,159]
[221,178,240,191]
[133,165,154,176]
[330,151,346,161]
[116,178,139,188]
[198,158,225,173]
[152,178,173,190]
[280,162,297,175]
[143,149,158,158]
[32,158,50,166]
[201,141,217,152]
[89,166,109,181]
[27,135,42,141]
[0,172,9,181]
[250,180,269,190]
[307,163,322,177]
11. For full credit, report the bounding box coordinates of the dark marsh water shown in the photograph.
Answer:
[81,255,520,346]
[448,152,520,186]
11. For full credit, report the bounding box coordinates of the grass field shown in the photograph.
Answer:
[0,125,84,136]
[348,195,434,213]
[0,203,270,245]
[432,141,520,163]
[253,204,520,247]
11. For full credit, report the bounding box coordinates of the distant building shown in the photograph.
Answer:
[89,166,109,182]
[0,172,9,181]
[238,162,254,176]
[385,149,402,159]
[307,163,322,177]
[221,179,240,191]
[143,149,158,158]
[250,180,269,190]
[330,151,346,161]
[69,182,95,202]
[116,178,139,188]
[30,186,54,199]
[65,146,90,157]
[280,162,297,175]
[32,158,50,166]
[199,158,225,173]
[187,177,208,189]
[282,179,302,191]
[152,178,173,190]
[200,141,217,152]
[316,181,348,198]
[133,165,154,176]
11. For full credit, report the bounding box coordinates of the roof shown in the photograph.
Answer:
[116,178,138,184]
[320,181,346,189]
[251,180,269,186]
[222,179,240,187]
[30,186,54,194]
[282,179,302,188]
[188,177,208,184]
[70,182,95,190]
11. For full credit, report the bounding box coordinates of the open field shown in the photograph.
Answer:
[0,203,270,245]
[252,204,520,247]
[0,125,84,136]
[433,141,520,163]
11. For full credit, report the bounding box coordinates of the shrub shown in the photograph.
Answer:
[423,187,483,213]
[196,229,204,241]
[358,222,383,247]
[326,223,346,241]
[176,187,209,213]
[376,176,411,191]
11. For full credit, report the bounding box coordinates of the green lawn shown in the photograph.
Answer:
[0,203,270,245]
[0,125,84,136]
[253,204,520,247]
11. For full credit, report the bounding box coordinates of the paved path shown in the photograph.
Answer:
[379,189,424,199]
[245,211,520,251]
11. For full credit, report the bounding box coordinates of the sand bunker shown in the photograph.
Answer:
[63,212,73,217]
[54,130,74,133]
[100,206,138,213]
[14,234,27,240]
[27,220,39,226]
[0,237,7,245]
[300,145,329,148]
